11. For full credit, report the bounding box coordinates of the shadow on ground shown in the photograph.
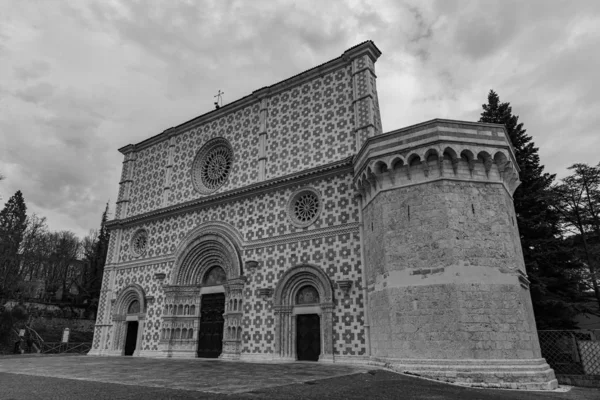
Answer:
[0,355,598,400]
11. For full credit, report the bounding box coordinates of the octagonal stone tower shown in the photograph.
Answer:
[354,119,557,389]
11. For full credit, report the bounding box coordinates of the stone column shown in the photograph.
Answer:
[221,277,246,360]
[319,303,335,362]
[274,305,294,360]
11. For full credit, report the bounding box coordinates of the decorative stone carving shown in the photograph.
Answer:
[258,288,273,298]
[337,280,353,294]
[245,260,259,271]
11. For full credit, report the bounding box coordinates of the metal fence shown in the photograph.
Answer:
[538,330,600,375]
[40,342,92,354]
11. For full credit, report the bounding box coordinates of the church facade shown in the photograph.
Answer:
[90,41,557,389]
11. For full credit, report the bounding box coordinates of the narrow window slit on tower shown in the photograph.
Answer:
[471,204,475,214]
[408,205,410,221]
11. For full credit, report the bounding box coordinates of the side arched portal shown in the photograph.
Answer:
[273,264,334,361]
[111,284,146,356]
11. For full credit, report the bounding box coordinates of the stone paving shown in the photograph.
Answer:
[0,355,373,394]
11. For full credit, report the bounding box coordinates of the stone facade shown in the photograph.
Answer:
[90,41,557,389]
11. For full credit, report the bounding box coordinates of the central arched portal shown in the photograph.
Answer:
[196,266,227,358]
[161,224,245,359]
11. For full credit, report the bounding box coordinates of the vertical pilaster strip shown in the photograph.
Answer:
[351,55,378,148]
[163,135,176,206]
[258,98,268,181]
[343,42,381,149]
[102,228,122,352]
[91,226,122,355]
[116,150,136,219]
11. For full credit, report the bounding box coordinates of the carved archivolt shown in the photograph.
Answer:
[274,264,334,307]
[171,222,243,285]
[113,283,146,318]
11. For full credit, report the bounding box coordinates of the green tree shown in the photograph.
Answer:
[0,190,28,299]
[480,90,584,328]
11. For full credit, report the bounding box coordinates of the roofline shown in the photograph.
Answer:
[355,118,513,160]
[119,40,382,155]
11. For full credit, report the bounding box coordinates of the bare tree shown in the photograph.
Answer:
[552,163,600,308]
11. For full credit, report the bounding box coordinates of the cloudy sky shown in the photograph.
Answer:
[1,0,599,238]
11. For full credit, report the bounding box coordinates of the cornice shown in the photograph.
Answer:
[353,118,517,174]
[245,222,360,250]
[119,41,381,155]
[106,156,354,230]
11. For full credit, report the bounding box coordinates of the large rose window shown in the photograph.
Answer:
[192,138,234,194]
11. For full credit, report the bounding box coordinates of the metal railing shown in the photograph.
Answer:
[24,325,44,353]
[40,342,92,354]
[538,330,600,375]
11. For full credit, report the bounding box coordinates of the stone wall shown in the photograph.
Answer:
[363,179,540,360]
[95,171,367,357]
[31,317,95,333]
[117,44,382,220]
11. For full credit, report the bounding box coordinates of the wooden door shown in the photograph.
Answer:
[197,293,225,358]
[296,314,320,361]
[124,321,138,356]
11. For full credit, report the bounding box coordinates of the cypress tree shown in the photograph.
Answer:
[480,90,584,329]
[0,190,28,298]
[92,203,110,298]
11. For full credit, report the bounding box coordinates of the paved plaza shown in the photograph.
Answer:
[0,355,369,394]
[0,355,599,399]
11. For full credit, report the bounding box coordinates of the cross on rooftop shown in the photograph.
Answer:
[214,90,224,109]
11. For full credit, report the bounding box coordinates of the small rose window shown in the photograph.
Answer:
[131,229,148,257]
[288,188,322,228]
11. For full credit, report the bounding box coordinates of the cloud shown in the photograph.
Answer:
[14,82,56,104]
[13,60,52,82]
[1,0,599,239]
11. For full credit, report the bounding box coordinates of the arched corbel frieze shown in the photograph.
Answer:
[460,150,476,176]
[443,146,460,175]
[477,151,493,177]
